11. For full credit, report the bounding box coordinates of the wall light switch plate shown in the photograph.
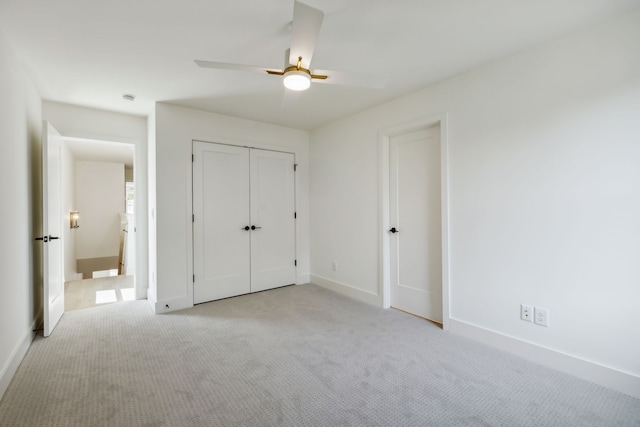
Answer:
[534,307,549,327]
[521,304,533,322]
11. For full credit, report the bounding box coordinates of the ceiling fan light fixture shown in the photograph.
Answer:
[283,70,311,91]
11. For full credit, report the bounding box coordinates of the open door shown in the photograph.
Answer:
[39,121,64,337]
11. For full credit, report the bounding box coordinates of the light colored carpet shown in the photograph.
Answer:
[0,284,638,426]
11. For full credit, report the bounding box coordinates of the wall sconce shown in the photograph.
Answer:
[70,211,80,229]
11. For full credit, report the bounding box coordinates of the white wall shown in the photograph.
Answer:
[151,103,310,313]
[42,101,148,299]
[61,142,80,281]
[147,109,157,304]
[0,33,42,400]
[75,161,124,260]
[310,10,640,398]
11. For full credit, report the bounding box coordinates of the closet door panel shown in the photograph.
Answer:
[193,142,250,303]
[250,149,297,292]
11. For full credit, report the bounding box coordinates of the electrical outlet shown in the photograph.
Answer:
[520,304,533,322]
[331,261,338,272]
[534,307,549,327]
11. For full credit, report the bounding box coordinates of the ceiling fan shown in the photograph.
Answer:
[195,1,385,91]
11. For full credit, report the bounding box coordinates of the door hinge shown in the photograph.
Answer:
[294,212,297,219]
[192,154,194,162]
[192,214,195,223]
[294,260,297,266]
[294,163,298,171]
[193,274,195,283]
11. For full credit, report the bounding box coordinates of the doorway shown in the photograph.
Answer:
[380,115,450,330]
[61,137,137,311]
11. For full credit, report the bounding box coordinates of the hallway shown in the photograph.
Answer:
[65,275,135,311]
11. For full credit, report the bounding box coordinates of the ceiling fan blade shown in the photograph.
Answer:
[289,1,324,69]
[313,69,387,89]
[194,60,274,74]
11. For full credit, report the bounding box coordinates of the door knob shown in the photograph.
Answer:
[243,226,250,231]
[389,227,399,233]
[251,225,262,230]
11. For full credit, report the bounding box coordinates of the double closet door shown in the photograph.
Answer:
[193,142,296,304]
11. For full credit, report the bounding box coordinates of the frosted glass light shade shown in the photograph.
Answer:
[283,70,311,91]
[70,211,80,229]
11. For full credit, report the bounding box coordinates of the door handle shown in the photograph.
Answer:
[242,226,250,231]
[251,225,262,230]
[389,227,399,233]
[34,235,59,242]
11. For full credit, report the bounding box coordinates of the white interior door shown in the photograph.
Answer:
[389,125,442,322]
[193,142,251,303]
[193,143,296,304]
[42,121,64,337]
[250,149,296,292]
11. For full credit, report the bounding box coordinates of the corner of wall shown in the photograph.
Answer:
[297,274,311,284]
[0,321,37,401]
[311,275,381,307]
[146,107,158,309]
[0,30,43,403]
[153,296,193,314]
[448,318,640,400]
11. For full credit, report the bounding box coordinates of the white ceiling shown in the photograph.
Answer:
[1,0,638,130]
[65,138,134,168]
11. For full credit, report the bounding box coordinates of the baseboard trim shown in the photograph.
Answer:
[449,318,640,399]
[0,320,37,401]
[154,296,193,314]
[311,275,381,307]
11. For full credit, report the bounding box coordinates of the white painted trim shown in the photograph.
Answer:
[0,321,36,400]
[440,118,451,332]
[186,139,195,309]
[192,137,300,155]
[449,318,640,399]
[154,295,193,314]
[311,275,381,307]
[378,114,451,331]
[62,135,139,146]
[146,288,157,313]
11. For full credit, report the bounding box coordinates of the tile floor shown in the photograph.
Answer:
[64,275,135,312]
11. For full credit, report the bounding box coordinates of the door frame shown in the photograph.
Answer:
[379,113,451,331]
[62,136,143,299]
[189,139,299,305]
